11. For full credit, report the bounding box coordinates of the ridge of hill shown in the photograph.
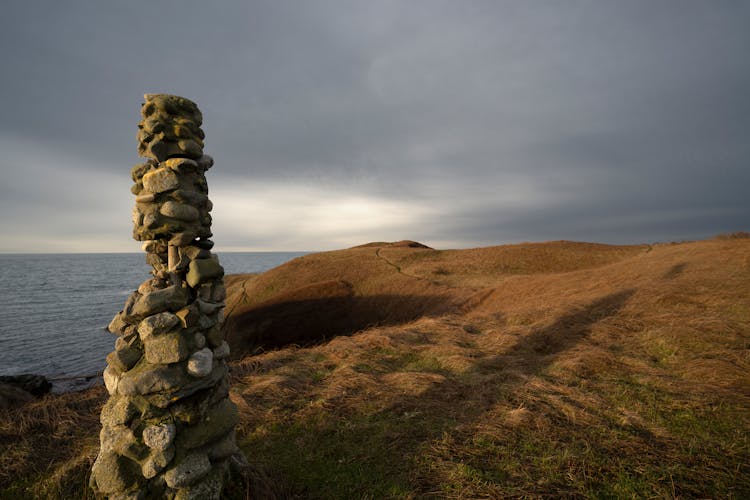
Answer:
[221,240,650,356]
[1,237,748,498]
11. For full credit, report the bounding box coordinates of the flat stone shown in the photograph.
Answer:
[144,331,189,364]
[132,286,189,318]
[186,256,224,288]
[143,423,176,451]
[118,364,188,396]
[164,452,211,488]
[135,193,156,203]
[160,201,199,222]
[144,362,227,409]
[187,348,213,377]
[142,167,179,194]
[137,311,180,339]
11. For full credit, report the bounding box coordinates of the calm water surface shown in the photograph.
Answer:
[0,252,305,391]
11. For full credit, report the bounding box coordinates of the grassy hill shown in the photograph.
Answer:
[2,236,749,498]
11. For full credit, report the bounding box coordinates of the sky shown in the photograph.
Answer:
[0,1,748,252]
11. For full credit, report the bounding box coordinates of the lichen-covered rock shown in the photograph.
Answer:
[141,446,175,479]
[142,168,179,194]
[100,397,139,427]
[91,451,141,495]
[131,286,189,318]
[117,363,188,396]
[174,461,226,500]
[185,257,223,288]
[144,331,189,364]
[164,452,211,488]
[137,311,181,339]
[143,423,176,451]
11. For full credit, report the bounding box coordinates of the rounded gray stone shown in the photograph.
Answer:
[187,348,213,377]
[160,201,199,222]
[143,423,176,451]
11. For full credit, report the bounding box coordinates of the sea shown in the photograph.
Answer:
[0,252,306,392]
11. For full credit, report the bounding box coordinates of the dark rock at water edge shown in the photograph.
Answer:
[0,373,52,396]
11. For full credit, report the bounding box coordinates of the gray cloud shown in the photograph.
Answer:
[1,0,748,251]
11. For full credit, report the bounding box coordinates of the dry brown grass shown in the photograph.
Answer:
[2,237,748,498]
[225,238,750,497]
[0,386,105,498]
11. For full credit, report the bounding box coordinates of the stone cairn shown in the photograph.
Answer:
[91,94,245,499]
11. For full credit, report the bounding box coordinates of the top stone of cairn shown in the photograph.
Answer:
[137,94,205,161]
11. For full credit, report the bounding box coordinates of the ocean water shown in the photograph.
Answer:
[0,252,306,392]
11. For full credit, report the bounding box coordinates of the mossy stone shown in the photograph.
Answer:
[186,257,223,288]
[144,331,189,365]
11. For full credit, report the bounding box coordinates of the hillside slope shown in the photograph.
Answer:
[222,240,647,356]
[224,237,749,497]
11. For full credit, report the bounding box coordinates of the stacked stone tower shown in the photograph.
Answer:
[91,94,244,499]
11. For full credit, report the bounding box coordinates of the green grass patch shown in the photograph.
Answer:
[242,410,435,498]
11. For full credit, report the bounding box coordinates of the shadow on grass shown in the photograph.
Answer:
[391,290,634,425]
[240,290,638,498]
[224,279,460,358]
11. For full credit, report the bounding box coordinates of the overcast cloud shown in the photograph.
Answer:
[1,0,748,252]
